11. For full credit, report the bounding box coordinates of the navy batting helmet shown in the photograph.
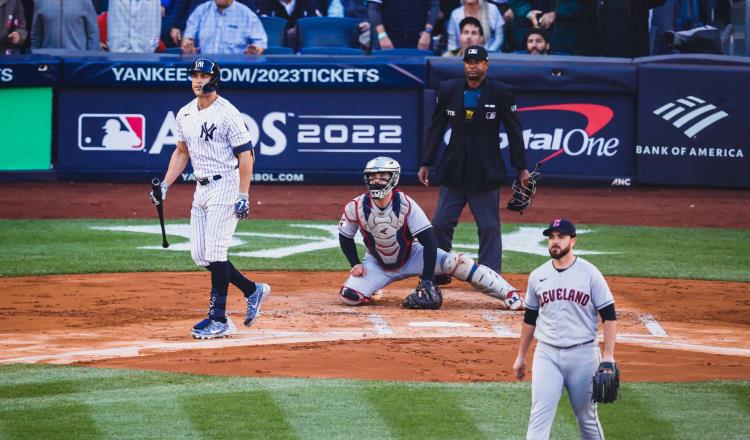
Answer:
[189,58,220,93]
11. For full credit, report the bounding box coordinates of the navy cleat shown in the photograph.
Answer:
[191,317,236,339]
[244,283,271,326]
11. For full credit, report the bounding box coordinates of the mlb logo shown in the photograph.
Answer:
[78,114,146,151]
[468,48,478,55]
[486,111,496,119]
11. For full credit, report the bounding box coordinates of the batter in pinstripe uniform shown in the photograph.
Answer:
[150,58,270,339]
[513,218,618,439]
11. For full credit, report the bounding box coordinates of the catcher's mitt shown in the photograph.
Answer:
[592,361,620,403]
[402,279,443,310]
[507,169,540,213]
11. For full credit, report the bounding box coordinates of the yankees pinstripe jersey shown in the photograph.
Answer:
[175,96,252,178]
[338,191,431,269]
[525,257,615,347]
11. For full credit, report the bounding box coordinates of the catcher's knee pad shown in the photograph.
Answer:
[440,251,475,280]
[340,287,370,306]
[442,252,517,304]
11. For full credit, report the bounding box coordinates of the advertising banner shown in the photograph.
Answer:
[422,93,635,183]
[62,55,426,89]
[0,56,60,87]
[56,88,421,182]
[0,88,53,170]
[636,64,749,187]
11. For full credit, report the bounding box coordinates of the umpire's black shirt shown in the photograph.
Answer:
[422,78,527,193]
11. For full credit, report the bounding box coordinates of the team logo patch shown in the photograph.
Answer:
[464,109,474,120]
[201,122,217,141]
[78,114,145,151]
[486,112,496,120]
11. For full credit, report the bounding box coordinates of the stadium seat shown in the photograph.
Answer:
[163,47,182,54]
[299,47,365,55]
[372,49,434,56]
[264,46,295,55]
[260,16,288,48]
[297,17,359,48]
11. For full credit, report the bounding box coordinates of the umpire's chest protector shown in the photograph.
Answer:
[440,80,512,192]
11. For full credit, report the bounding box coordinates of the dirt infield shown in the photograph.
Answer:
[1,184,749,382]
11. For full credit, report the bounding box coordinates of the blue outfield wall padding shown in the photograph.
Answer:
[2,53,748,187]
[427,55,637,93]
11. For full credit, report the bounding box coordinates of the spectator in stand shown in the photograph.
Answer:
[367,0,440,50]
[166,0,256,47]
[31,0,101,51]
[181,0,267,55]
[508,0,583,54]
[324,0,370,49]
[525,28,549,54]
[447,0,503,52]
[586,0,665,57]
[1,0,27,55]
[256,0,319,48]
[443,16,484,57]
[106,0,161,52]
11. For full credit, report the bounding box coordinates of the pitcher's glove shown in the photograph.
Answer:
[402,279,443,310]
[592,361,620,403]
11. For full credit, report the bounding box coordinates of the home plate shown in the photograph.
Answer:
[408,321,472,328]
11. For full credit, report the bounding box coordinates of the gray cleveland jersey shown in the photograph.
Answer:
[175,96,251,178]
[338,192,431,269]
[525,257,614,347]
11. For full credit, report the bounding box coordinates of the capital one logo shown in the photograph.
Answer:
[78,114,145,151]
[653,96,729,138]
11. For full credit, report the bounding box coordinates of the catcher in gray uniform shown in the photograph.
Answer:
[337,156,524,310]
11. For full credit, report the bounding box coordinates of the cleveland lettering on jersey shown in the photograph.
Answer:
[539,288,590,307]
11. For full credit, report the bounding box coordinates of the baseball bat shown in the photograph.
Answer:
[151,178,170,248]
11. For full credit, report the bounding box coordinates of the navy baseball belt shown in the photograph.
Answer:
[197,175,223,186]
[545,339,595,350]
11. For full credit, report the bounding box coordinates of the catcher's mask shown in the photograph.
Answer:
[364,156,400,199]
[189,58,220,93]
[507,170,540,213]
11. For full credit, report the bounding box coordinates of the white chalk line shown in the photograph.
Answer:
[2,310,746,364]
[367,314,394,335]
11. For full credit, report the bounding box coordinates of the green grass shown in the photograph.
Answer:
[0,219,748,281]
[0,364,747,440]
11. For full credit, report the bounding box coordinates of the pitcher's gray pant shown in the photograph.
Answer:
[527,341,605,440]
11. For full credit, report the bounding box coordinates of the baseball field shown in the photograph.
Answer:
[1,183,749,439]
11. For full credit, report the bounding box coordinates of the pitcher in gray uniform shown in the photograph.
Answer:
[513,218,618,439]
[337,156,524,310]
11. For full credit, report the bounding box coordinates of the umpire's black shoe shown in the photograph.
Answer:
[434,274,452,286]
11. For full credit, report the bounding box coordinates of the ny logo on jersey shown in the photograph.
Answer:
[200,122,217,141]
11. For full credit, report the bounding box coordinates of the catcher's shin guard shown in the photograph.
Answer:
[340,287,370,306]
[441,252,521,308]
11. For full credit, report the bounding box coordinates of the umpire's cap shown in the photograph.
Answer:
[543,218,576,237]
[189,58,220,93]
[464,45,489,61]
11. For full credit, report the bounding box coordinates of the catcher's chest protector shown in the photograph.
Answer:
[351,192,412,269]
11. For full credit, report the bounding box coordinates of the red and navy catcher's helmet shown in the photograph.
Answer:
[189,58,220,93]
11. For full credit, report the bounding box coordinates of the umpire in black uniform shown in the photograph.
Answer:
[419,45,529,277]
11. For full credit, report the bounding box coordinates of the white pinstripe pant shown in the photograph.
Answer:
[190,171,239,267]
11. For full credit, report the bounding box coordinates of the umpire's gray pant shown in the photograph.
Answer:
[432,186,502,273]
